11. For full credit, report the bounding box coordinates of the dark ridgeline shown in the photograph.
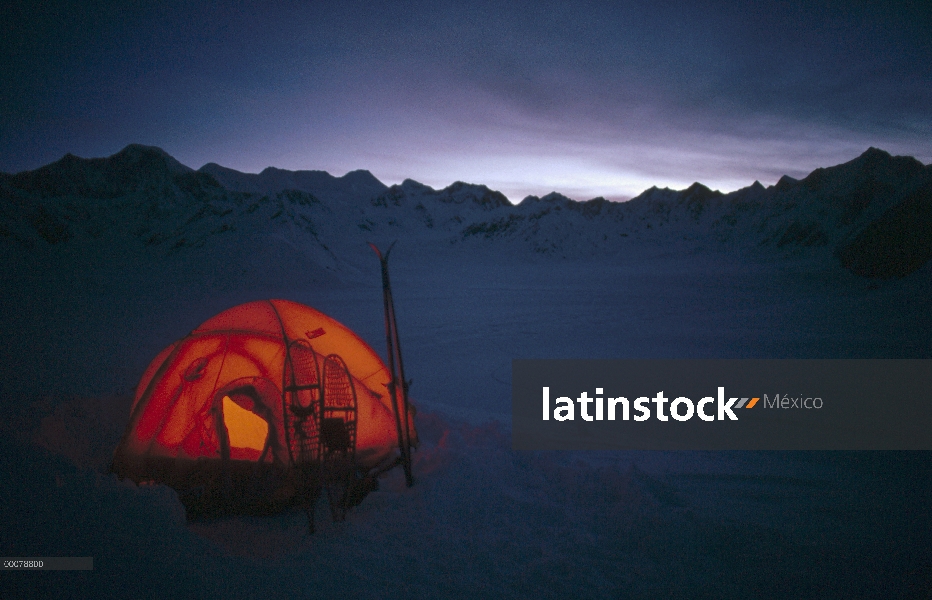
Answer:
[2,144,930,278]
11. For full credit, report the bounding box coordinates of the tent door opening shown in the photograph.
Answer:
[221,395,270,461]
[212,386,284,512]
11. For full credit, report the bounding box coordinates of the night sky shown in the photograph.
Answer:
[2,1,930,201]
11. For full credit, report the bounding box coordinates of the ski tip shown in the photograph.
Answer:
[368,240,397,261]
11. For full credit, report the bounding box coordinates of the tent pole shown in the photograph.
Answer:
[369,242,414,487]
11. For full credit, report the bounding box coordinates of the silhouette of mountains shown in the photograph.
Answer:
[1,144,930,278]
[199,162,387,204]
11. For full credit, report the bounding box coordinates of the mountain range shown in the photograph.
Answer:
[2,144,930,278]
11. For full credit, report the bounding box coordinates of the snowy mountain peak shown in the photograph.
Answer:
[113,144,192,174]
[518,192,575,206]
[197,164,388,203]
[341,169,382,186]
[540,192,575,203]
[796,146,928,199]
[438,182,510,208]
[774,175,798,190]
[626,185,678,204]
[847,146,926,178]
[860,146,891,160]
[370,179,510,215]
[4,144,196,199]
[683,182,720,198]
[399,179,433,193]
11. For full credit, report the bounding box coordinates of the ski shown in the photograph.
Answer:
[369,242,414,487]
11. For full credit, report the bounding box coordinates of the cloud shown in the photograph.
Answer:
[2,0,929,202]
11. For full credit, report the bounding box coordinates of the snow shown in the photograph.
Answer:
[2,146,932,597]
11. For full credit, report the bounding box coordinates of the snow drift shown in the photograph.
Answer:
[1,146,930,598]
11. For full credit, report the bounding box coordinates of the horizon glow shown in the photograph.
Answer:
[2,1,930,203]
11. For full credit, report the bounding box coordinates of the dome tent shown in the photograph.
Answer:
[111,299,417,528]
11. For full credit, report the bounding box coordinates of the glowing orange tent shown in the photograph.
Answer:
[111,299,417,523]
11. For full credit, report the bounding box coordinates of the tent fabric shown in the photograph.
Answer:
[111,299,416,515]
